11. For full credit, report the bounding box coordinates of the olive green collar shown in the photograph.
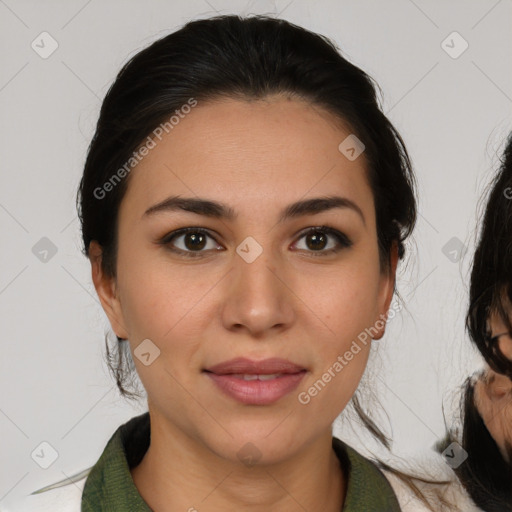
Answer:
[81,412,401,511]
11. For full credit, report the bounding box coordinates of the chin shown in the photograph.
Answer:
[204,426,306,466]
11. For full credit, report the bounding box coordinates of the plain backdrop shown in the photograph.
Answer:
[1,0,511,506]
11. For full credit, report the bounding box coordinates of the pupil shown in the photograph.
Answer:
[185,233,206,250]
[307,231,326,250]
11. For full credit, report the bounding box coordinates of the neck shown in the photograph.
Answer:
[131,412,345,512]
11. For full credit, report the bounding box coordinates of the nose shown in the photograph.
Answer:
[487,370,512,399]
[221,246,295,338]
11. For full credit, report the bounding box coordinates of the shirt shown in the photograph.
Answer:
[83,412,402,511]
[2,412,481,511]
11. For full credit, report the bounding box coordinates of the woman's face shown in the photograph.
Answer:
[474,310,512,463]
[91,95,396,464]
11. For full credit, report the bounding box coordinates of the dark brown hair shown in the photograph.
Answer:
[438,134,512,511]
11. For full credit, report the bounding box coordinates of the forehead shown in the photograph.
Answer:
[119,96,374,221]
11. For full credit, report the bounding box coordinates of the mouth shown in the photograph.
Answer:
[203,357,307,405]
[218,373,292,381]
[204,357,306,375]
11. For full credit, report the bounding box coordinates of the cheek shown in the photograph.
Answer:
[297,333,371,424]
[294,265,378,415]
[115,264,210,392]
[115,240,212,339]
[498,336,512,361]
[474,376,512,450]
[299,256,383,335]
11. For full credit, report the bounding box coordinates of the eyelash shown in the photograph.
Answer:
[158,226,353,259]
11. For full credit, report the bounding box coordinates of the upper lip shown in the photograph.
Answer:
[204,357,306,375]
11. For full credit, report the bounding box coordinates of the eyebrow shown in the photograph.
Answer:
[143,195,365,225]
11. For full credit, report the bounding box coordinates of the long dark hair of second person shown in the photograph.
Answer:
[439,133,512,512]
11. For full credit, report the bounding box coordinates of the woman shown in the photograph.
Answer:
[440,134,512,511]
[6,14,477,511]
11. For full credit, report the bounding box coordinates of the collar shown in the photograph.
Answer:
[81,412,401,511]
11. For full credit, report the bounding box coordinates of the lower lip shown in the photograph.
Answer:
[205,371,306,405]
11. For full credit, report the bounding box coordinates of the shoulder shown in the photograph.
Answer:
[1,475,87,512]
[337,437,484,512]
[381,467,484,512]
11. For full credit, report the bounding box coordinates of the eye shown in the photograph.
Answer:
[159,227,223,258]
[292,226,352,256]
[158,225,352,259]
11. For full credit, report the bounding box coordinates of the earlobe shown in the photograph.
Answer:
[88,241,128,340]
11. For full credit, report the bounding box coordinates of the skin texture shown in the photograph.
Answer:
[89,95,397,511]
[474,311,512,464]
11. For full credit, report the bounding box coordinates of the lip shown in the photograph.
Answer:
[204,357,306,375]
[204,357,307,405]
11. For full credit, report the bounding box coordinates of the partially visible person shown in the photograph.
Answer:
[439,133,512,512]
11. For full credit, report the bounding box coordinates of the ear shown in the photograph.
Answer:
[88,241,129,340]
[373,241,399,340]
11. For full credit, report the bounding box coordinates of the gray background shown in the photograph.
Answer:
[1,0,511,505]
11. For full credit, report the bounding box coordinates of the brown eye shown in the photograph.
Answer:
[305,231,328,251]
[293,226,352,255]
[160,228,223,258]
[183,232,207,250]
